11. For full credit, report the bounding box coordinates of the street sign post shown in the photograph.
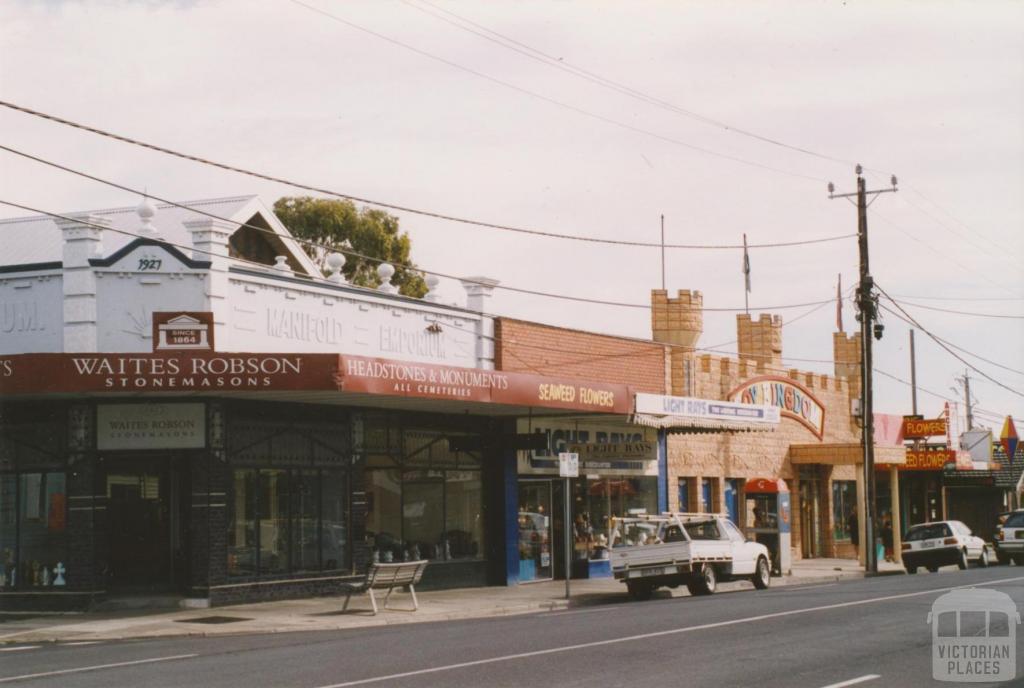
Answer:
[558,452,579,600]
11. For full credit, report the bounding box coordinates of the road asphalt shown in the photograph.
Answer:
[1,563,1020,687]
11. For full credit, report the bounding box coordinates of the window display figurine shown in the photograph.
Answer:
[53,562,66,586]
[32,560,41,586]
[42,566,51,586]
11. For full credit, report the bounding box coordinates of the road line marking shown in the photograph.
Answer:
[818,675,880,688]
[773,583,837,592]
[63,641,100,646]
[541,607,621,618]
[0,653,198,684]
[0,646,39,652]
[315,575,1024,688]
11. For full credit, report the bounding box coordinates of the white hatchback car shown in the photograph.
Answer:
[902,520,989,574]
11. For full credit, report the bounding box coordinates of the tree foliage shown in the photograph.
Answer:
[273,196,427,298]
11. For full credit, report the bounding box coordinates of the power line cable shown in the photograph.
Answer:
[883,298,1024,321]
[875,281,1024,399]
[0,189,838,314]
[889,294,1024,302]
[878,304,1024,377]
[0,106,853,250]
[402,0,858,168]
[870,209,1016,292]
[284,0,828,183]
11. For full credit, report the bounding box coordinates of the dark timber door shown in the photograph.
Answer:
[106,457,174,591]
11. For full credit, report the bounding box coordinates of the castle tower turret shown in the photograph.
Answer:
[737,313,783,370]
[652,289,703,395]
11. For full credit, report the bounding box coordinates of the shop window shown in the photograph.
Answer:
[366,468,484,563]
[832,480,856,541]
[677,477,691,512]
[724,479,742,525]
[577,477,658,557]
[402,473,444,561]
[0,472,69,589]
[1,474,17,587]
[445,471,482,559]
[291,470,320,572]
[228,467,349,578]
[228,470,258,577]
[320,470,348,570]
[701,477,720,513]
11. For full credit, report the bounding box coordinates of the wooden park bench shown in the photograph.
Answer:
[339,560,428,615]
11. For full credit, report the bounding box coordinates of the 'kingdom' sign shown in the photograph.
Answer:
[728,376,825,439]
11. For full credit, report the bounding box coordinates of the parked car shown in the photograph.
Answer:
[610,513,772,600]
[902,520,989,574]
[994,510,1024,565]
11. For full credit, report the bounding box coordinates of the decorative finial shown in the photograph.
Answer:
[377,263,397,294]
[424,273,440,302]
[325,252,347,283]
[273,255,292,273]
[137,196,160,238]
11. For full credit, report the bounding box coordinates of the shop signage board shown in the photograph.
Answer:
[903,449,956,471]
[634,393,780,424]
[727,376,825,438]
[1,352,630,415]
[152,312,214,351]
[338,354,631,414]
[97,403,206,450]
[558,452,579,478]
[902,416,947,439]
[0,352,341,393]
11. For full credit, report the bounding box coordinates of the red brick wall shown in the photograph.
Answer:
[495,318,666,393]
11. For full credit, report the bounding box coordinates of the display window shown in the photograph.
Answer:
[0,471,67,589]
[363,416,485,565]
[227,468,349,577]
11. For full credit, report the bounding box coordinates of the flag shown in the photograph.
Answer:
[742,234,751,293]
[836,273,843,332]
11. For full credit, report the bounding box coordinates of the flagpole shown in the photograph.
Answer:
[660,214,666,291]
[743,233,750,315]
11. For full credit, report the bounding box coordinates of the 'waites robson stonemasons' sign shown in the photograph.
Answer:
[0,353,341,392]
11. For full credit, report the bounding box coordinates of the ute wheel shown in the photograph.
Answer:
[906,565,918,574]
[752,557,771,590]
[626,581,653,601]
[978,548,989,568]
[996,551,1010,566]
[957,549,969,570]
[691,563,717,596]
[927,565,940,573]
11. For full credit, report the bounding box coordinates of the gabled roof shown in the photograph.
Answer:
[0,195,321,276]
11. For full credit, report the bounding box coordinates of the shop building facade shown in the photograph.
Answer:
[0,198,637,609]
[649,289,896,565]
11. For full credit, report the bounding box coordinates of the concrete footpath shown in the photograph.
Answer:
[0,558,900,644]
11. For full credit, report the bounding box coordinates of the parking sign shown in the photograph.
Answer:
[558,452,579,478]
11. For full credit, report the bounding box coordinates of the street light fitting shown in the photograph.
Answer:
[828,182,835,196]
[873,322,885,340]
[855,163,863,176]
[890,175,898,189]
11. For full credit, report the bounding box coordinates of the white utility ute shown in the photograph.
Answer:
[610,513,772,600]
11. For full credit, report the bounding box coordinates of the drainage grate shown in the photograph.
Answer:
[176,615,251,625]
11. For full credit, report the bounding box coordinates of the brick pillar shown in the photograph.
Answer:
[56,214,109,352]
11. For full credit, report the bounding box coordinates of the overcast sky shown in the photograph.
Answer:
[1,0,1022,433]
